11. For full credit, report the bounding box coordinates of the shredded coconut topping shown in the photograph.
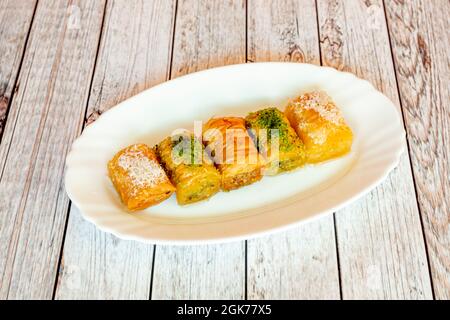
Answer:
[294,91,343,125]
[307,128,327,144]
[118,149,165,188]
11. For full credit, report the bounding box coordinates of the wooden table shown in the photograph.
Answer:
[0,0,448,300]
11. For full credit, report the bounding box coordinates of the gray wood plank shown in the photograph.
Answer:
[317,0,433,299]
[0,0,37,139]
[151,0,246,300]
[385,0,450,299]
[246,0,340,300]
[248,220,340,299]
[54,0,176,300]
[152,243,245,299]
[0,0,106,299]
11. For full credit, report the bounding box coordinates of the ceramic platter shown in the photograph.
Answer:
[65,63,405,244]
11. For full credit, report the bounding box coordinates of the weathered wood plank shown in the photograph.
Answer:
[385,0,450,299]
[248,220,340,299]
[152,243,245,299]
[317,0,433,299]
[151,0,246,300]
[246,0,340,300]
[54,207,155,300]
[54,0,176,300]
[0,0,37,139]
[0,0,106,299]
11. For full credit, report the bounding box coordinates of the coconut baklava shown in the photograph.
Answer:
[285,91,353,163]
[108,144,175,211]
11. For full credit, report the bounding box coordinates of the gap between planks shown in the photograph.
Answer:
[0,0,38,179]
[381,0,435,299]
[54,0,176,300]
[51,0,110,300]
[0,0,108,299]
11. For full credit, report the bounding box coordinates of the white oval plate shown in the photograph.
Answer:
[65,62,405,244]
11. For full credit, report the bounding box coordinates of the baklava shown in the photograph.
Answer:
[108,144,175,211]
[245,107,306,174]
[156,131,221,204]
[285,91,353,163]
[203,117,263,191]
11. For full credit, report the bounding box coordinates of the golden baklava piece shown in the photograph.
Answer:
[245,107,306,175]
[108,144,175,211]
[285,91,353,163]
[203,117,263,191]
[156,131,221,205]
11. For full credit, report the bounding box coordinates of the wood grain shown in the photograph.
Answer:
[385,0,450,299]
[0,0,446,300]
[55,208,154,299]
[247,0,320,64]
[0,0,106,299]
[246,0,340,300]
[54,0,176,300]
[0,0,37,138]
[248,219,340,299]
[317,0,433,299]
[152,244,245,299]
[150,0,246,300]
